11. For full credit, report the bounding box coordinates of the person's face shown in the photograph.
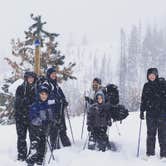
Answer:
[27,76,35,84]
[40,92,48,102]
[50,72,57,80]
[97,95,103,104]
[148,74,156,82]
[92,81,100,91]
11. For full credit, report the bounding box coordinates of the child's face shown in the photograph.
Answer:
[97,95,103,104]
[148,74,156,81]
[40,92,48,101]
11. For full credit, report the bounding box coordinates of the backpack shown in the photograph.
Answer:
[111,104,129,121]
[105,84,119,105]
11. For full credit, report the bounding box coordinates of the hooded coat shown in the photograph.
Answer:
[140,68,166,119]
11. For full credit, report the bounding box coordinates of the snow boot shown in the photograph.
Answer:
[88,135,96,150]
[107,141,117,152]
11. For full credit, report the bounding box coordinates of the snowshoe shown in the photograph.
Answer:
[160,157,166,162]
[27,163,34,166]
[88,135,96,150]
[142,155,155,161]
[107,141,117,152]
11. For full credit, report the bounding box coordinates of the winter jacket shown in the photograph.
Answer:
[30,100,53,126]
[42,79,67,116]
[14,82,36,118]
[140,68,166,119]
[87,103,112,128]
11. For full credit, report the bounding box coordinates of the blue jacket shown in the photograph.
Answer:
[30,100,53,126]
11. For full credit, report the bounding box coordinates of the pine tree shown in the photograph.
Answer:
[119,28,127,105]
[0,14,76,124]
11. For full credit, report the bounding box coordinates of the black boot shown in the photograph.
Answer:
[88,134,96,150]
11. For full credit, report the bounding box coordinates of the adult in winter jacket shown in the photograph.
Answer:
[26,86,52,166]
[140,68,166,159]
[87,91,114,151]
[43,67,71,149]
[85,78,106,104]
[14,71,37,161]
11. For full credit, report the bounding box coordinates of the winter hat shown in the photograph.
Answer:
[95,91,105,104]
[24,71,37,81]
[147,68,158,80]
[93,78,102,85]
[38,86,49,94]
[46,67,57,79]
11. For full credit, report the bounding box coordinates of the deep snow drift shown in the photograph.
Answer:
[0,112,165,166]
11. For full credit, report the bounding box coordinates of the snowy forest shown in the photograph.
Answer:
[1,21,166,123]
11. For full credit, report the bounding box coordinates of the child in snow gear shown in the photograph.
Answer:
[14,71,37,161]
[43,67,71,150]
[26,86,52,166]
[140,68,166,159]
[87,91,114,152]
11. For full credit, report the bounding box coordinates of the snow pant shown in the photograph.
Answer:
[26,125,46,165]
[50,121,71,149]
[89,127,108,152]
[146,116,166,157]
[15,114,30,160]
[50,106,71,149]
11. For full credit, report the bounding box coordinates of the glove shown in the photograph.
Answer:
[140,112,145,120]
[87,126,93,132]
[85,96,94,104]
[63,100,69,107]
[85,96,90,102]
[107,120,112,126]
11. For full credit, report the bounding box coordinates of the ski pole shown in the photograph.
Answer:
[83,132,90,150]
[81,100,88,139]
[48,101,63,164]
[115,122,121,136]
[137,119,142,157]
[66,106,75,144]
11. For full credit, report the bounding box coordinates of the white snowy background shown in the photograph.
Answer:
[0,0,166,165]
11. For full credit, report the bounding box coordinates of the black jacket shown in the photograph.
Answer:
[87,103,112,128]
[14,82,36,118]
[140,78,166,119]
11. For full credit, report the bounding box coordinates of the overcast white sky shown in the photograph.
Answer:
[0,0,166,57]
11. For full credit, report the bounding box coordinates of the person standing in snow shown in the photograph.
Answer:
[140,68,166,159]
[42,67,71,149]
[26,86,51,166]
[85,78,105,104]
[14,71,37,161]
[87,91,114,151]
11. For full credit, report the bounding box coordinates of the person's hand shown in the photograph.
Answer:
[140,112,145,120]
[87,126,92,132]
[85,96,90,101]
[63,100,69,107]
[107,120,112,126]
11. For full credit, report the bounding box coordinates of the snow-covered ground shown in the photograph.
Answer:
[0,112,165,166]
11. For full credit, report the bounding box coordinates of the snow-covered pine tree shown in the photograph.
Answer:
[126,25,140,111]
[119,28,127,105]
[0,14,76,124]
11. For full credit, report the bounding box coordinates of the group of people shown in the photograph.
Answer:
[14,66,166,166]
[14,67,71,166]
[85,78,128,152]
[85,67,166,159]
